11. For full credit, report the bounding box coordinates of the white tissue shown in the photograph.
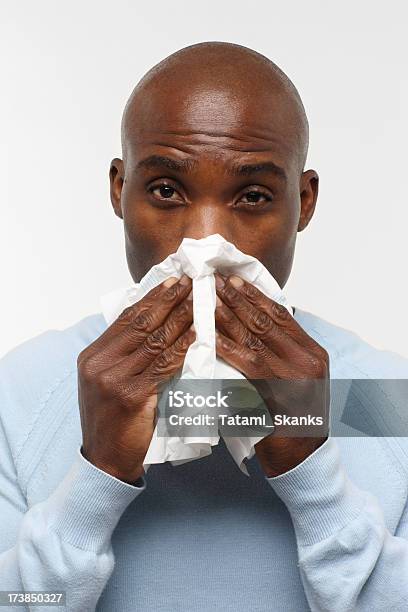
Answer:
[100,233,293,475]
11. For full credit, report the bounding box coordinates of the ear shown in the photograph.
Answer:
[298,169,319,231]
[109,158,125,219]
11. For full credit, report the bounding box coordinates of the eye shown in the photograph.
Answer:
[147,182,184,205]
[235,188,273,210]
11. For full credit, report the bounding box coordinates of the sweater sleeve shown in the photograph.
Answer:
[266,436,408,612]
[0,410,146,612]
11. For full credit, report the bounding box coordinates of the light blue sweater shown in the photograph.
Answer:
[0,307,408,612]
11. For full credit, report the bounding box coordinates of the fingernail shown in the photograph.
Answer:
[189,323,195,331]
[179,274,191,286]
[163,276,179,288]
[229,275,243,288]
[215,275,225,289]
[216,295,222,307]
[187,290,193,300]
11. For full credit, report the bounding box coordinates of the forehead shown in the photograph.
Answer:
[124,85,302,170]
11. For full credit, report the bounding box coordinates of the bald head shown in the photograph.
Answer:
[110,41,318,285]
[121,41,309,172]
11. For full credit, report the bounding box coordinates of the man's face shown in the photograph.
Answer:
[110,83,318,286]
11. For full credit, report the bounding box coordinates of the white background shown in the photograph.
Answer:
[1,1,407,358]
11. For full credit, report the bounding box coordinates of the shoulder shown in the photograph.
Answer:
[0,313,107,460]
[294,307,408,378]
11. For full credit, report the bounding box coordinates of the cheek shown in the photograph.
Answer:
[121,187,185,280]
[124,215,182,281]
[243,194,300,285]
[241,226,297,287]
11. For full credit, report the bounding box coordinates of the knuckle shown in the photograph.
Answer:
[132,310,153,332]
[174,299,191,320]
[221,307,235,326]
[243,283,259,300]
[248,350,262,370]
[218,333,232,350]
[271,301,290,322]
[96,370,115,393]
[220,336,233,354]
[77,354,95,381]
[174,333,191,354]
[247,334,266,353]
[169,331,194,359]
[162,282,182,302]
[144,328,168,353]
[250,310,272,335]
[307,354,327,377]
[117,305,135,324]
[223,284,241,306]
[154,351,173,371]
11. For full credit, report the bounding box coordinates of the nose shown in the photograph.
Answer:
[181,202,234,243]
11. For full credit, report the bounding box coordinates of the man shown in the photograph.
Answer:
[0,41,407,612]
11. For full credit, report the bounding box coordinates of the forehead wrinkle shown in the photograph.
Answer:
[133,135,288,156]
[130,121,298,163]
[139,127,282,138]
[136,127,289,146]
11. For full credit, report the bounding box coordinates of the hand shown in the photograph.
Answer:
[77,275,195,483]
[214,273,330,477]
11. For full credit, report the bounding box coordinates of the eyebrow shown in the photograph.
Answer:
[227,161,287,180]
[136,155,198,173]
[136,155,286,180]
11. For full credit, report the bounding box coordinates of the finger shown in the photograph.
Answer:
[86,275,192,360]
[215,298,285,367]
[215,294,293,364]
[216,295,328,381]
[107,294,194,377]
[215,281,305,360]
[215,294,258,347]
[216,273,323,353]
[215,330,301,379]
[143,326,197,389]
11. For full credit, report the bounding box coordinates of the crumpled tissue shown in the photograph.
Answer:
[100,233,293,475]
